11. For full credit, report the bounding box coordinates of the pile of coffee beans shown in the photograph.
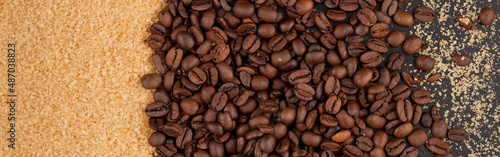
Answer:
[141,0,471,156]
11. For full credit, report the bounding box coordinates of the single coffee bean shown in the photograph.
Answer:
[294,83,315,101]
[149,132,167,147]
[360,51,383,68]
[336,110,355,129]
[339,0,358,12]
[426,137,450,155]
[431,105,441,121]
[432,119,448,139]
[457,15,475,30]
[452,54,472,66]
[367,38,389,53]
[385,138,406,156]
[162,122,184,137]
[372,130,389,148]
[414,6,435,22]
[158,10,172,28]
[400,146,418,157]
[141,73,162,89]
[148,34,165,49]
[353,67,373,88]
[369,147,385,157]
[393,11,414,26]
[365,114,386,129]
[381,0,397,16]
[145,102,168,118]
[479,8,495,25]
[269,34,288,51]
[358,8,377,26]
[370,23,390,38]
[354,24,370,36]
[176,31,196,51]
[412,104,422,125]
[421,112,433,128]
[333,23,354,39]
[301,131,323,147]
[343,145,362,157]
[386,30,405,47]
[180,98,199,115]
[315,11,333,33]
[233,0,255,18]
[386,51,405,70]
[412,90,431,105]
[401,71,416,87]
[408,129,428,147]
[259,99,279,113]
[295,0,315,15]
[359,0,376,9]
[320,114,339,127]
[356,136,374,152]
[392,84,410,101]
[211,92,228,112]
[427,73,442,83]
[370,100,388,116]
[347,42,367,57]
[415,55,435,71]
[260,134,277,153]
[280,107,297,124]
[242,34,261,53]
[403,36,423,54]
[394,122,413,137]
[374,11,392,24]
[326,9,347,22]
[448,127,466,142]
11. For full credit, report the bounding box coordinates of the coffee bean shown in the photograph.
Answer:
[415,55,435,71]
[431,105,442,121]
[421,112,433,128]
[148,34,165,49]
[370,23,390,38]
[385,138,406,156]
[315,11,333,33]
[353,67,373,88]
[358,8,377,26]
[366,114,386,129]
[339,0,358,12]
[331,130,352,142]
[259,99,279,113]
[367,38,389,53]
[149,132,167,147]
[427,73,442,83]
[412,90,431,105]
[426,137,450,155]
[295,0,315,14]
[387,30,406,47]
[336,110,355,129]
[452,54,472,66]
[412,104,422,125]
[479,8,495,25]
[343,145,363,157]
[448,127,466,142]
[394,122,413,137]
[374,11,392,24]
[392,84,410,101]
[457,15,475,30]
[407,128,428,147]
[414,6,435,22]
[333,23,354,39]
[162,122,184,137]
[386,51,405,70]
[400,146,418,157]
[356,136,374,152]
[233,0,255,18]
[401,71,416,87]
[432,119,448,139]
[347,42,367,57]
[211,92,228,112]
[180,98,199,115]
[403,35,423,54]
[370,147,385,157]
[326,9,347,22]
[141,73,163,89]
[359,0,376,9]
[360,51,383,68]
[381,0,397,16]
[373,130,389,148]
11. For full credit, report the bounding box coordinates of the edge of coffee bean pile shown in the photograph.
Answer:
[141,0,498,156]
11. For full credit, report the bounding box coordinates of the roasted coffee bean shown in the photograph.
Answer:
[149,132,167,147]
[141,73,162,89]
[387,30,405,47]
[347,42,367,57]
[233,0,255,18]
[400,146,418,157]
[331,130,351,142]
[385,138,406,156]
[343,145,362,157]
[412,90,431,105]
[452,54,472,66]
[386,51,405,70]
[403,36,422,54]
[315,11,333,32]
[211,92,228,112]
[448,127,466,142]
[373,130,389,148]
[370,23,390,38]
[301,131,323,147]
[180,98,199,115]
[393,11,414,26]
[354,24,370,36]
[407,129,428,147]
[353,67,373,88]
[457,15,475,30]
[412,104,422,125]
[414,6,435,22]
[148,34,165,49]
[415,55,435,71]
[326,9,346,22]
[242,34,261,53]
[381,0,397,16]
[358,8,377,26]
[427,73,442,83]
[360,51,383,68]
[370,100,388,116]
[432,119,448,139]
[339,0,359,12]
[259,99,279,113]
[401,71,416,87]
[369,147,385,157]
[325,95,342,114]
[394,122,413,137]
[367,38,389,53]
[294,83,315,101]
[162,122,184,137]
[421,112,433,128]
[392,84,410,101]
[426,137,450,155]
[359,0,376,9]
[336,110,355,129]
[479,8,495,25]
[295,0,315,15]
[269,34,288,51]
[145,102,168,118]
[431,105,441,121]
[365,114,386,129]
[356,136,374,152]
[333,23,354,39]
[374,11,392,24]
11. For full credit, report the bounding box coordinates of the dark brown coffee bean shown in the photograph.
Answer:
[370,23,390,38]
[269,34,288,51]
[301,131,322,147]
[414,6,435,22]
[315,11,333,33]
[431,105,441,122]
[325,95,342,114]
[162,122,184,137]
[385,138,406,156]
[211,92,228,112]
[326,9,346,22]
[149,132,166,147]
[141,73,162,89]
[406,128,428,147]
[393,11,414,26]
[386,51,405,70]
[333,23,354,39]
[401,71,416,87]
[280,107,297,124]
[412,104,422,125]
[357,8,377,26]
[251,75,270,91]
[336,110,355,129]
[180,98,199,115]
[294,0,314,15]
[426,137,450,155]
[343,145,362,157]
[150,23,166,36]
[366,114,386,129]
[479,8,495,25]
[366,38,389,53]
[319,114,339,127]
[394,122,413,137]
[257,23,277,39]
[384,119,402,135]
[347,42,367,57]
[392,84,410,101]
[359,0,376,9]
[360,51,383,68]
[353,67,373,88]
[448,127,466,142]
[415,55,435,71]
[259,99,279,113]
[289,69,312,85]
[165,47,184,70]
[242,34,261,53]
[457,15,475,30]
[237,21,257,35]
[386,30,405,47]
[369,147,385,157]
[233,0,255,18]
[374,11,392,24]
[427,73,442,83]
[145,102,168,118]
[373,130,389,148]
[381,0,397,16]
[412,90,431,105]
[148,34,165,49]
[158,10,173,28]
[356,136,374,152]
[452,54,472,66]
[400,146,418,157]
[432,119,448,139]
[403,36,422,54]
[421,112,433,128]
[339,0,359,12]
